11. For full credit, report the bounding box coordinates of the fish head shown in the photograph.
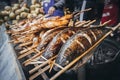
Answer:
[43,51,53,59]
[39,50,54,61]
[54,55,70,71]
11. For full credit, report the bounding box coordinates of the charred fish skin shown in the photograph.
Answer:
[40,28,73,60]
[41,27,68,39]
[37,30,61,50]
[37,27,68,51]
[40,27,90,60]
[54,28,105,71]
[39,27,102,60]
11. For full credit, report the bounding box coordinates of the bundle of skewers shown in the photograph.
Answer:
[7,8,120,80]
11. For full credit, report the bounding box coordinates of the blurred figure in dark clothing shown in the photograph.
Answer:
[73,0,97,21]
[1,0,11,5]
[95,0,104,19]
[2,0,18,5]
[10,0,18,4]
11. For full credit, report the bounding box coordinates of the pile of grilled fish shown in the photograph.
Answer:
[7,10,115,73]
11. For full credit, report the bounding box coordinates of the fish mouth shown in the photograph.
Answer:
[53,65,61,71]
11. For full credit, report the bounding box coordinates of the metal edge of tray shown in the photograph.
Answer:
[0,24,26,80]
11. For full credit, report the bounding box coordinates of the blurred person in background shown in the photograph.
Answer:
[40,0,66,17]
[74,0,96,21]
[101,0,119,26]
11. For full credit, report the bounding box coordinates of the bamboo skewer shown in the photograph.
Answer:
[29,56,64,80]
[39,69,50,80]
[28,61,45,64]
[83,20,96,27]
[19,45,37,54]
[74,21,83,26]
[8,40,19,43]
[29,65,50,80]
[27,62,64,80]
[49,23,120,80]
[19,41,33,47]
[29,60,64,69]
[5,30,12,34]
[33,63,49,80]
[100,20,111,27]
[76,20,91,27]
[29,55,57,74]
[28,56,64,80]
[18,49,35,59]
[23,50,44,66]
[74,52,93,70]
[74,8,92,17]
[8,40,15,43]
[20,29,38,35]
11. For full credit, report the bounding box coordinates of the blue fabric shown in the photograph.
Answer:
[43,0,64,17]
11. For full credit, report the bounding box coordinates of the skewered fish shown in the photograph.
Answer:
[37,20,96,61]
[54,27,107,71]
[39,27,92,60]
[37,27,68,51]
[9,15,69,34]
[8,8,91,36]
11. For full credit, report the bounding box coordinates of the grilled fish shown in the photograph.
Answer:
[54,27,106,71]
[37,27,68,51]
[39,27,93,60]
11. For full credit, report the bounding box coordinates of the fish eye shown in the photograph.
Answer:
[65,60,69,65]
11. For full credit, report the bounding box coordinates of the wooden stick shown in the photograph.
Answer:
[74,8,92,17]
[50,23,120,80]
[17,35,34,43]
[5,30,12,34]
[74,21,84,27]
[8,40,14,43]
[20,29,36,35]
[29,59,64,70]
[75,20,88,25]
[39,14,50,20]
[14,40,21,44]
[19,45,37,54]
[19,41,33,47]
[29,55,57,74]
[83,20,96,27]
[54,63,64,70]
[76,20,91,27]
[28,61,45,64]
[76,52,93,69]
[18,49,35,59]
[8,39,19,43]
[34,49,41,53]
[23,50,44,66]
[90,20,112,28]
[100,20,111,27]
[75,21,82,26]
[39,68,50,80]
[34,64,50,80]
[41,56,48,61]
[48,60,64,73]
[29,65,50,80]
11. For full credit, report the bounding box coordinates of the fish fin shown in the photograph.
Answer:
[49,60,55,72]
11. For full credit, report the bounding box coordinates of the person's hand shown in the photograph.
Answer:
[40,7,45,14]
[48,7,56,15]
